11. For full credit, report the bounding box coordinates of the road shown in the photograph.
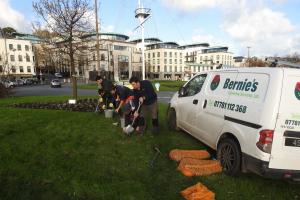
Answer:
[12,84,175,104]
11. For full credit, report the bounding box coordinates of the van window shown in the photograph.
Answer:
[185,74,207,96]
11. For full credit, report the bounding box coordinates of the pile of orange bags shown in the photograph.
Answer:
[169,149,222,177]
[169,149,221,199]
[181,182,215,200]
[169,149,210,162]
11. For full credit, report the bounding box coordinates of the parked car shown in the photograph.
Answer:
[3,80,15,88]
[54,73,63,78]
[23,78,33,85]
[168,67,300,181]
[50,79,61,88]
[16,79,25,86]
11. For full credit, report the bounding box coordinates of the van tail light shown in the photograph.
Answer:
[256,130,274,154]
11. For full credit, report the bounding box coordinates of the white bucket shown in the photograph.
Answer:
[104,109,114,118]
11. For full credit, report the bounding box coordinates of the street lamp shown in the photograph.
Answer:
[247,46,251,67]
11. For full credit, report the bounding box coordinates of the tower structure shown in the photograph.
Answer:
[135,0,151,80]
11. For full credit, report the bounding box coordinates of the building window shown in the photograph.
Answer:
[17,44,21,51]
[19,66,24,73]
[9,44,13,50]
[175,66,177,72]
[93,54,95,61]
[157,52,160,57]
[169,59,172,64]
[175,59,177,64]
[164,65,167,72]
[153,60,155,65]
[33,56,35,62]
[153,52,155,58]
[148,53,150,59]
[26,55,30,62]
[0,55,2,61]
[164,52,167,57]
[0,65,3,72]
[169,65,172,72]
[164,59,167,64]
[27,66,31,73]
[118,55,129,62]
[11,66,16,73]
[10,55,15,62]
[25,45,29,51]
[180,53,182,58]
[101,54,105,61]
[157,65,160,72]
[169,52,172,57]
[18,55,23,62]
[114,45,127,51]
[180,59,182,64]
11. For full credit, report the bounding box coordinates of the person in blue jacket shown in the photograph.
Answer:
[129,76,159,133]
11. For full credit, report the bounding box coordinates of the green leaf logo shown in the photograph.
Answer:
[295,82,300,100]
[210,75,220,91]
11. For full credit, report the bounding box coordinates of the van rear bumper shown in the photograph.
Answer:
[243,153,300,181]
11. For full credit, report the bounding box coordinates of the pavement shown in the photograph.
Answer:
[12,84,175,104]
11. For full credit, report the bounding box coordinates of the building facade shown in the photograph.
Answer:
[51,32,143,81]
[145,42,185,80]
[0,38,36,78]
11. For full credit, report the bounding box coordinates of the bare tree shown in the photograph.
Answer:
[33,0,92,99]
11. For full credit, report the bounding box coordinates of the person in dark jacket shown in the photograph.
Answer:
[110,85,145,134]
[110,85,134,114]
[129,76,159,133]
[96,76,114,108]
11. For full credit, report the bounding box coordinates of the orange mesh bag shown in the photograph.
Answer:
[181,182,215,200]
[169,149,210,162]
[178,158,222,177]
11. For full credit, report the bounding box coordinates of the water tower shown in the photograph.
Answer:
[135,0,151,80]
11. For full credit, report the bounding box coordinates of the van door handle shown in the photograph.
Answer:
[203,99,207,109]
[193,99,198,105]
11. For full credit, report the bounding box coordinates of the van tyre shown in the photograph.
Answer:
[167,108,179,131]
[217,138,241,176]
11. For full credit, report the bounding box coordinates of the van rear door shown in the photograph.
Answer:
[269,70,300,170]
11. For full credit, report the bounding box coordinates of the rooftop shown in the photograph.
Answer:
[130,38,162,43]
[80,32,129,41]
[178,43,210,49]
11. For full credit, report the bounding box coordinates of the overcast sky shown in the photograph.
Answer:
[1,0,300,57]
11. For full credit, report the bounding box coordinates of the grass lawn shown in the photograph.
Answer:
[78,80,186,92]
[0,96,299,200]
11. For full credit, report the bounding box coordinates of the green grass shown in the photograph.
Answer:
[0,97,299,200]
[78,80,186,92]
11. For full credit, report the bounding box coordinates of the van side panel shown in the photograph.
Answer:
[223,72,272,160]
[200,72,238,148]
[269,70,300,170]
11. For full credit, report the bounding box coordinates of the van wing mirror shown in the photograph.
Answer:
[179,86,187,97]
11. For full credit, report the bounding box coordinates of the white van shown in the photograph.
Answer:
[167,67,300,180]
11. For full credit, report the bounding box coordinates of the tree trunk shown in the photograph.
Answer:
[69,32,77,100]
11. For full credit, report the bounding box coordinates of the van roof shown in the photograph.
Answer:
[206,67,300,75]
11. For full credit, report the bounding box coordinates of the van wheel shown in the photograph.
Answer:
[167,108,179,131]
[217,138,241,176]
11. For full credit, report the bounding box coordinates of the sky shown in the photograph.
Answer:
[0,0,300,57]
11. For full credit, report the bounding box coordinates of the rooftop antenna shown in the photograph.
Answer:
[135,0,151,80]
